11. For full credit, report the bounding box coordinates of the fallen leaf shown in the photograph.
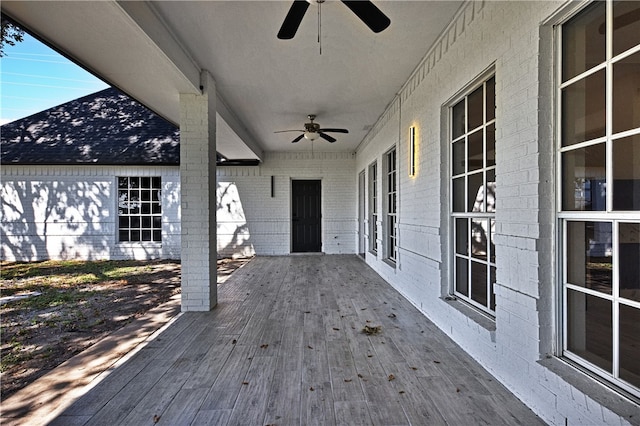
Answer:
[344,379,352,383]
[242,381,249,385]
[307,345,314,349]
[153,415,161,423]
[309,386,315,391]
[357,374,364,378]
[399,390,405,394]
[433,360,441,364]
[260,344,269,349]
[410,367,418,370]
[362,325,382,335]
[232,339,237,344]
[388,374,395,381]
[332,327,340,331]
[456,388,460,393]
[388,313,396,318]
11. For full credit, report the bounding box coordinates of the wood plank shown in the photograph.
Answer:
[155,388,208,426]
[199,343,254,410]
[334,400,373,426]
[226,355,277,425]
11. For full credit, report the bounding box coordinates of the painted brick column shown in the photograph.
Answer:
[179,71,217,311]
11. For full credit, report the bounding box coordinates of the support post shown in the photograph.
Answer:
[179,71,217,311]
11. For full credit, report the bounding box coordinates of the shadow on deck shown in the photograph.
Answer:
[8,255,545,425]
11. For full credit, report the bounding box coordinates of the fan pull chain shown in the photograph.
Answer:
[317,0,323,55]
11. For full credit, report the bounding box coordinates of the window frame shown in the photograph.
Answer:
[557,0,640,399]
[449,69,497,317]
[117,176,163,244]
[368,161,378,255]
[384,147,397,264]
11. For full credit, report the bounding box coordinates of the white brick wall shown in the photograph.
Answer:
[217,151,356,256]
[0,165,180,261]
[355,1,638,424]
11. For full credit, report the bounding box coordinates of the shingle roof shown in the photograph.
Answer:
[1,88,180,165]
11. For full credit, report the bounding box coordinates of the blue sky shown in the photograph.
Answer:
[1,32,109,125]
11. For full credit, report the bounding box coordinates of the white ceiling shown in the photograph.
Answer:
[2,1,463,161]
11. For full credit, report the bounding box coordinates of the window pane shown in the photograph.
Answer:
[471,219,488,261]
[455,218,468,255]
[471,261,488,307]
[142,216,151,228]
[619,304,640,387]
[130,177,140,188]
[141,190,151,201]
[619,223,640,303]
[453,177,465,212]
[468,86,484,131]
[613,52,640,134]
[153,216,162,228]
[118,216,129,228]
[152,176,162,189]
[490,266,496,311]
[130,216,140,228]
[613,1,640,56]
[567,221,613,294]
[490,219,496,263]
[142,230,152,241]
[468,172,483,212]
[468,130,483,172]
[153,230,162,242]
[119,230,129,242]
[613,135,640,210]
[118,177,128,189]
[486,123,496,167]
[141,177,150,188]
[131,230,140,241]
[452,100,465,140]
[562,143,606,211]
[141,203,151,214]
[567,289,612,373]
[452,140,466,175]
[486,169,496,213]
[562,70,606,146]
[562,2,606,82]
[486,77,495,122]
[455,257,468,296]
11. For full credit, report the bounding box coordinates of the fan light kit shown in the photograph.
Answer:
[275,114,349,144]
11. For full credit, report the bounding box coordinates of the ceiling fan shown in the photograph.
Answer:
[274,114,349,143]
[277,0,391,40]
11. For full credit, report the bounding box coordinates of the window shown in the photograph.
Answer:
[118,176,162,242]
[385,147,397,263]
[559,0,640,398]
[369,161,378,254]
[450,74,496,315]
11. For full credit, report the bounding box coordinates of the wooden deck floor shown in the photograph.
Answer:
[51,255,544,425]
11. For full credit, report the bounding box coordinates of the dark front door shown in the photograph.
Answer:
[292,180,322,252]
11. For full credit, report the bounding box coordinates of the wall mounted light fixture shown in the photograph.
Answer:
[409,126,416,176]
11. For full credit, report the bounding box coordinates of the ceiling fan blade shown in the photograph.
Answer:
[274,129,303,133]
[278,1,310,40]
[291,134,305,143]
[318,132,337,143]
[318,128,349,134]
[341,1,390,33]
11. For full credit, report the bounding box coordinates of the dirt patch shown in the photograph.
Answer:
[0,257,251,400]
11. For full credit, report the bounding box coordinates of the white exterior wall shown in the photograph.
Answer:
[356,1,638,425]
[0,165,180,261]
[217,151,356,257]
